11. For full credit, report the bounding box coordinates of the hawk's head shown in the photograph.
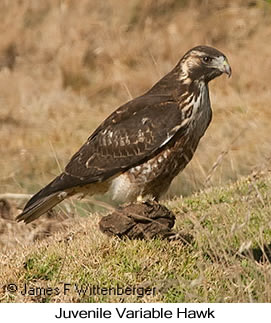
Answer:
[179,45,231,83]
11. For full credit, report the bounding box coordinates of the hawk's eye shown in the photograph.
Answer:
[202,56,212,63]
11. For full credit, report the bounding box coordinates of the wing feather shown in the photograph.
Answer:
[39,93,189,194]
[65,95,186,180]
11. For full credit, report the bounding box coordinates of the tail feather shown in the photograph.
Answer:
[16,192,66,224]
[16,173,72,224]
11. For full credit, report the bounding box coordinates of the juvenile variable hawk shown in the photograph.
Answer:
[17,45,231,224]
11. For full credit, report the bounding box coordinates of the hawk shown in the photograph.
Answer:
[17,45,231,224]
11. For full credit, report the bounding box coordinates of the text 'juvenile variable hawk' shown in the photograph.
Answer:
[17,45,231,224]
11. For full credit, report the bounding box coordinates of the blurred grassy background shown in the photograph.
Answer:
[1,0,271,200]
[1,0,271,303]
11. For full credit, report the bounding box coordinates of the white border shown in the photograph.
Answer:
[1,303,270,323]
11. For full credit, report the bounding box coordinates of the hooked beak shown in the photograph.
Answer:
[213,56,232,78]
[220,58,232,77]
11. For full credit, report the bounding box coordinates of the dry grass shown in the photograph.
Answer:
[1,0,271,196]
[1,0,271,302]
[1,170,271,302]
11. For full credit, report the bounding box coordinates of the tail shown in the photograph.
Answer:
[16,178,68,224]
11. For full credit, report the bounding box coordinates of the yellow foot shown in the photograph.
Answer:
[136,195,157,203]
[136,195,144,203]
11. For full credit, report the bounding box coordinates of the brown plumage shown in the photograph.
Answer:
[17,45,231,224]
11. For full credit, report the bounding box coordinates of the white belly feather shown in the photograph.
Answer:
[109,173,138,202]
